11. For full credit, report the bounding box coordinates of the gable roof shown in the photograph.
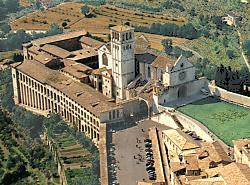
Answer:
[41,44,73,58]
[79,36,104,48]
[151,55,176,69]
[135,52,157,64]
[163,129,200,151]
[219,163,250,185]
[31,30,86,46]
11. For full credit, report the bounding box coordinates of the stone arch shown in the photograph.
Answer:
[178,85,187,98]
[102,53,108,66]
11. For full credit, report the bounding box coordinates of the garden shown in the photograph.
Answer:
[177,97,250,146]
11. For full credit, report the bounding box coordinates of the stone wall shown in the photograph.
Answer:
[175,111,213,142]
[208,84,250,108]
[151,111,179,129]
[99,123,109,185]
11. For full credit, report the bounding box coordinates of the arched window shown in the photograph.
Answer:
[102,53,108,66]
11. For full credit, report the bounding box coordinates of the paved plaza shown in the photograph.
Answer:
[111,120,169,185]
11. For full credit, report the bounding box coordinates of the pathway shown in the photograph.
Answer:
[176,44,204,59]
[237,30,250,70]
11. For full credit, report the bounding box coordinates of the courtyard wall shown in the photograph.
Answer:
[209,84,250,108]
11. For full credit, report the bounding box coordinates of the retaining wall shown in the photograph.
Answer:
[209,84,250,108]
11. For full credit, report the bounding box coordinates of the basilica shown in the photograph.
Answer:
[12,25,208,145]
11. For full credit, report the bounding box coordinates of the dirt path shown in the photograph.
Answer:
[237,30,250,70]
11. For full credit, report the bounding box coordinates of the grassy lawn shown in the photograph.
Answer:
[177,97,250,146]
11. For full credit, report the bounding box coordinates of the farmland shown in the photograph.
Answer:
[10,2,188,51]
[11,2,186,31]
[177,97,250,146]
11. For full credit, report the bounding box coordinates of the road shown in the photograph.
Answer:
[237,30,250,70]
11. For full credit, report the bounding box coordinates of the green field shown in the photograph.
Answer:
[177,97,250,146]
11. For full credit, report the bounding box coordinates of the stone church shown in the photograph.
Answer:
[97,25,208,109]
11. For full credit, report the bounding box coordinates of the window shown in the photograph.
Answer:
[117,110,119,118]
[148,66,151,78]
[113,110,115,119]
[109,112,111,120]
[129,32,132,39]
[102,53,108,66]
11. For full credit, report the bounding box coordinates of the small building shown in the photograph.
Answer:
[162,128,200,156]
[222,12,242,27]
[233,139,250,167]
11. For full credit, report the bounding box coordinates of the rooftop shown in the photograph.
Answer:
[61,62,92,79]
[233,138,250,150]
[151,55,176,69]
[135,52,158,64]
[190,177,225,185]
[162,129,200,151]
[219,163,250,185]
[41,44,73,59]
[69,48,98,61]
[31,30,86,46]
[33,53,56,65]
[80,36,104,48]
[111,25,134,32]
[15,60,119,116]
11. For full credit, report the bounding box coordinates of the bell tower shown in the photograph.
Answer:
[111,25,135,100]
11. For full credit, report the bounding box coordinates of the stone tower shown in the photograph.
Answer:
[111,25,135,100]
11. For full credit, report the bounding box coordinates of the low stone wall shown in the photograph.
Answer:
[99,123,109,185]
[175,111,213,142]
[151,111,179,129]
[209,84,250,108]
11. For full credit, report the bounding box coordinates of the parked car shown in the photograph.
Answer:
[145,148,153,152]
[145,143,152,148]
[146,166,155,171]
[144,139,152,143]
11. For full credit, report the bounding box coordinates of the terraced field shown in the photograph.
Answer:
[47,123,99,185]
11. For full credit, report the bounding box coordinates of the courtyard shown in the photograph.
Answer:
[177,97,250,146]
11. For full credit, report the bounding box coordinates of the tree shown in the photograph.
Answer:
[5,30,32,50]
[226,49,235,59]
[62,21,68,28]
[162,39,172,54]
[81,5,90,16]
[0,23,11,34]
[243,39,250,57]
[46,23,63,36]
[5,0,19,13]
